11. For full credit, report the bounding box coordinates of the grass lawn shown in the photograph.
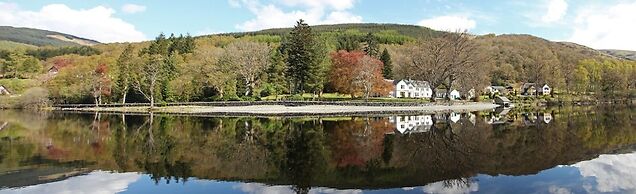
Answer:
[0,79,39,94]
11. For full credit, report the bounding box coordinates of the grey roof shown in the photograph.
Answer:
[495,96,511,102]
[395,79,431,89]
[521,83,536,90]
[491,86,507,90]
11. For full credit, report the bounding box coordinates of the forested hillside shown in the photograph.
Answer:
[1,22,635,106]
[222,23,443,39]
[0,26,99,48]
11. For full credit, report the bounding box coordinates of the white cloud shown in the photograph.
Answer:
[574,152,636,193]
[233,183,363,194]
[232,0,362,31]
[541,0,568,23]
[417,15,476,31]
[548,185,573,194]
[234,183,295,194]
[421,179,479,194]
[0,2,146,43]
[567,2,636,50]
[121,4,146,14]
[0,171,141,194]
[322,11,362,24]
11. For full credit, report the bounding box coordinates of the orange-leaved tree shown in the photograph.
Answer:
[330,50,392,99]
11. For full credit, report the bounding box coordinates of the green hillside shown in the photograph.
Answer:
[0,40,37,51]
[601,49,636,61]
[0,26,100,48]
[220,23,444,38]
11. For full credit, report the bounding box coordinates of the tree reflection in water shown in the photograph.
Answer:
[0,106,635,193]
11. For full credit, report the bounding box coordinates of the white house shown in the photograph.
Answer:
[484,86,510,95]
[436,89,461,100]
[521,83,551,96]
[389,79,432,98]
[389,115,433,134]
[541,84,551,95]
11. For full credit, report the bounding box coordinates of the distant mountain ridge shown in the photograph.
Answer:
[0,26,100,48]
[600,49,636,61]
[221,23,631,61]
[220,23,444,38]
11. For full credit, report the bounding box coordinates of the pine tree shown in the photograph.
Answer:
[380,48,393,79]
[363,33,379,58]
[336,35,360,52]
[266,48,288,99]
[283,19,318,94]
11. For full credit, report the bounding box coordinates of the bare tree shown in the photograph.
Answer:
[396,31,486,101]
[223,41,271,96]
[132,54,168,109]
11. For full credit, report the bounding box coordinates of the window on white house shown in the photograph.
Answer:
[401,85,405,89]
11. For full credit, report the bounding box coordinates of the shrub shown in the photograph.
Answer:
[286,94,305,101]
[16,87,50,109]
[260,84,275,97]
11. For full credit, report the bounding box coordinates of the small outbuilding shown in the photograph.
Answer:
[494,96,512,108]
[0,85,10,95]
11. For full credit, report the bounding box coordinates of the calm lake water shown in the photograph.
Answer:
[0,106,635,194]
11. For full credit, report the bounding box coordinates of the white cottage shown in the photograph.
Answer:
[541,84,551,95]
[389,79,432,98]
[436,89,461,100]
[521,83,551,96]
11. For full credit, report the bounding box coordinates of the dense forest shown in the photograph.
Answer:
[0,22,635,106]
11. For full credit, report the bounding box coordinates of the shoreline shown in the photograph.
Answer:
[54,102,500,117]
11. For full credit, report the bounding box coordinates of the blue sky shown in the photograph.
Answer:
[1,0,636,50]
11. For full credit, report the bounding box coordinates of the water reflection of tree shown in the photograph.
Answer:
[131,113,192,184]
[395,115,478,184]
[266,119,327,194]
[2,106,636,190]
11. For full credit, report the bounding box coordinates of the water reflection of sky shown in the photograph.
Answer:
[2,152,635,194]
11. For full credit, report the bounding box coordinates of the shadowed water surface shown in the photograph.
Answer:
[0,106,635,194]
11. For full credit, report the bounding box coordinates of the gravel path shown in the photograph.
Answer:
[59,103,500,116]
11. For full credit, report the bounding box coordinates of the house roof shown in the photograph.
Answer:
[521,83,536,90]
[491,86,507,90]
[394,79,431,88]
[495,96,511,102]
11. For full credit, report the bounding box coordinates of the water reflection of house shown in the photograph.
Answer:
[389,115,433,134]
[521,112,553,126]
[449,112,461,123]
[485,108,511,125]
[539,112,553,124]
[468,113,476,125]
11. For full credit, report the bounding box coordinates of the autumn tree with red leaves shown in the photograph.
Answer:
[330,50,391,99]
